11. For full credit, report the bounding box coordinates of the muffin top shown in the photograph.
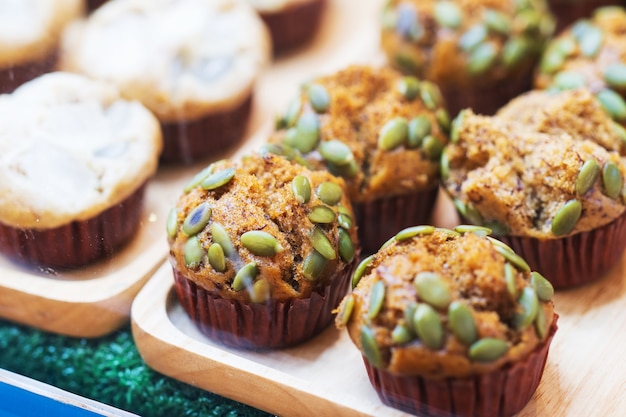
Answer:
[59,0,271,122]
[0,72,162,229]
[167,152,359,303]
[267,65,449,203]
[534,6,626,125]
[0,0,84,68]
[335,226,556,378]
[380,0,555,88]
[441,88,626,238]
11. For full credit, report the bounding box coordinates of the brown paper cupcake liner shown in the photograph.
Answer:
[498,210,626,290]
[363,317,558,417]
[352,187,439,256]
[0,52,56,94]
[172,259,353,349]
[0,183,147,269]
[260,0,326,54]
[159,94,253,165]
[549,0,621,32]
[86,0,109,12]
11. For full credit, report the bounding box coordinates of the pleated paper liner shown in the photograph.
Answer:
[0,52,57,95]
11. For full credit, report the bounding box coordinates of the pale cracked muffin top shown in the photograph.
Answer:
[441,88,626,238]
[0,0,84,68]
[267,65,449,203]
[335,226,556,378]
[167,152,359,303]
[59,0,271,122]
[0,72,162,229]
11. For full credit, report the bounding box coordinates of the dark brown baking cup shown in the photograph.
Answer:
[352,187,439,255]
[0,52,56,94]
[498,210,626,290]
[159,94,253,165]
[549,0,621,32]
[0,183,147,269]
[363,317,558,417]
[86,0,109,12]
[172,259,353,350]
[260,0,326,54]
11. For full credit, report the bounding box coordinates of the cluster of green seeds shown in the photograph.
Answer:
[336,225,554,368]
[167,160,357,301]
[382,0,553,76]
[540,9,626,124]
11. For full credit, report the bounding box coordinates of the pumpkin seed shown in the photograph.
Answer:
[210,222,235,257]
[414,272,452,309]
[434,1,462,29]
[504,262,518,299]
[337,213,353,230]
[551,199,582,236]
[436,108,451,132]
[453,225,491,236]
[395,225,435,241]
[292,175,311,203]
[293,113,320,153]
[249,278,270,303]
[459,25,487,52]
[338,229,355,263]
[530,271,554,301]
[302,250,328,281]
[166,207,178,239]
[413,303,445,350]
[614,122,626,145]
[184,164,215,192]
[378,117,409,151]
[579,25,603,57]
[397,76,421,100]
[282,127,299,148]
[208,243,226,272]
[464,202,484,225]
[307,205,336,224]
[318,139,354,166]
[352,255,374,289]
[308,83,330,113]
[284,96,302,127]
[327,159,359,179]
[232,262,258,291]
[450,110,467,143]
[422,135,444,160]
[514,287,539,329]
[441,151,450,180]
[336,294,355,326]
[598,89,626,121]
[502,37,528,69]
[241,231,284,256]
[435,227,461,238]
[309,227,336,260]
[468,338,509,362]
[571,20,592,40]
[487,236,513,252]
[407,115,431,148]
[554,71,586,91]
[182,202,212,236]
[603,63,626,89]
[484,220,508,236]
[554,37,577,57]
[517,9,541,33]
[575,159,599,196]
[316,181,343,205]
[391,324,413,344]
[448,301,477,345]
[535,305,549,340]
[201,167,236,190]
[368,281,386,319]
[404,302,418,333]
[419,82,441,110]
[494,245,530,272]
[603,161,623,199]
[361,325,384,368]
[539,49,565,74]
[484,9,510,34]
[184,236,205,268]
[468,42,497,75]
[394,51,419,73]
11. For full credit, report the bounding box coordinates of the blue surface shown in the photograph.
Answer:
[0,381,103,417]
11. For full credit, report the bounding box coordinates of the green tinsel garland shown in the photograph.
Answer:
[0,320,272,417]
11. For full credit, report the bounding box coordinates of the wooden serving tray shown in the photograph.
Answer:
[131,257,626,417]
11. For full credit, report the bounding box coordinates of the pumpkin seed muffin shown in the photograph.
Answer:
[380,0,555,116]
[335,226,557,417]
[0,72,162,268]
[535,6,626,127]
[441,88,626,288]
[244,0,326,54]
[167,152,359,349]
[0,0,84,94]
[59,0,271,164]
[267,64,449,254]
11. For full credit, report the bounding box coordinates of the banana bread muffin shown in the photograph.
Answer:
[380,0,555,115]
[441,88,626,288]
[0,0,84,93]
[59,0,271,164]
[336,226,557,417]
[0,72,162,268]
[168,152,359,349]
[535,6,626,127]
[267,64,449,254]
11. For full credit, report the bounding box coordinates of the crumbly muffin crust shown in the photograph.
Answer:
[167,152,358,303]
[336,226,555,378]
